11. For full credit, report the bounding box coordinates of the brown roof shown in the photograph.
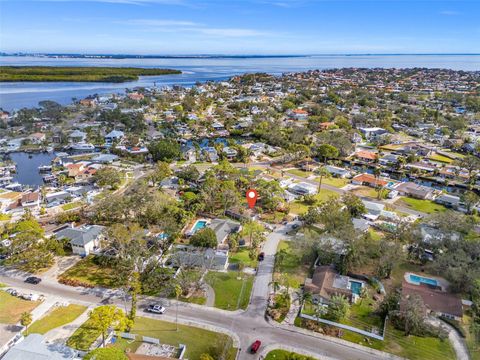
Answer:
[21,192,40,203]
[401,280,463,318]
[352,173,389,187]
[305,265,352,301]
[355,150,377,160]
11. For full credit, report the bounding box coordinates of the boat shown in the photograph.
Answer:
[43,174,57,183]
[5,182,22,191]
[69,142,95,152]
[38,165,52,172]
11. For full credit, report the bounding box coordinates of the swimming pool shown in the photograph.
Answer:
[349,280,363,295]
[191,220,207,233]
[409,274,438,287]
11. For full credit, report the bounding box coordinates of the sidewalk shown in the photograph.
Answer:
[44,305,92,343]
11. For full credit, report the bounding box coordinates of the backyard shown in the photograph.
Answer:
[229,248,258,268]
[273,240,309,289]
[205,271,253,310]
[395,197,446,214]
[289,189,339,215]
[59,256,117,288]
[28,304,87,335]
[0,291,39,324]
[114,316,237,360]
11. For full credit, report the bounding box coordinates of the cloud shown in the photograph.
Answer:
[118,17,275,37]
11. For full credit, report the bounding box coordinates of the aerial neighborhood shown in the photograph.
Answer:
[0,67,480,360]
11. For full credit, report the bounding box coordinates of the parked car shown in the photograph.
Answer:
[257,252,265,261]
[25,276,41,284]
[291,223,300,230]
[20,293,42,301]
[6,288,17,296]
[146,304,166,314]
[250,340,261,354]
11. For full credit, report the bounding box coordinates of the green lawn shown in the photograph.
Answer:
[0,213,12,221]
[59,256,117,288]
[315,177,349,188]
[368,228,384,241]
[463,315,480,360]
[205,271,253,310]
[67,318,101,351]
[229,248,258,268]
[0,291,39,324]
[274,240,309,289]
[289,189,339,215]
[114,316,236,360]
[61,201,83,211]
[265,349,316,360]
[28,304,87,335]
[396,197,446,214]
[287,169,313,178]
[428,153,454,164]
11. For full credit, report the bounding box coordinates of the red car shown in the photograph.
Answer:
[250,340,261,354]
[257,252,265,261]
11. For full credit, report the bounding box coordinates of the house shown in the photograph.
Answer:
[304,265,354,304]
[69,130,87,143]
[28,132,46,144]
[169,245,229,270]
[207,218,241,245]
[91,154,119,164]
[181,145,196,163]
[79,98,97,107]
[20,192,41,210]
[394,182,435,200]
[222,147,238,160]
[104,130,125,145]
[325,165,351,178]
[351,173,389,188]
[2,334,77,360]
[362,200,385,221]
[435,193,462,209]
[45,191,72,206]
[290,109,308,120]
[202,147,218,162]
[128,92,145,101]
[288,182,317,196]
[354,150,378,163]
[401,280,463,321]
[55,224,105,256]
[379,154,399,166]
[359,127,388,140]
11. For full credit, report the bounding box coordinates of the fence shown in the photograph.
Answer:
[299,309,386,341]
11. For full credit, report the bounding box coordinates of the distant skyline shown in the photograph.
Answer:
[0,0,479,54]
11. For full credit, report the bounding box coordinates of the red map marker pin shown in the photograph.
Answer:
[246,189,258,209]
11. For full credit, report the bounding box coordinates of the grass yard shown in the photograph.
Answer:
[0,213,12,221]
[428,153,454,164]
[315,176,349,188]
[289,189,339,215]
[67,318,101,351]
[463,315,480,360]
[0,291,39,324]
[368,228,384,241]
[287,169,313,178]
[265,349,316,360]
[28,304,87,335]
[274,240,309,289]
[352,186,388,199]
[396,197,446,214]
[61,201,83,211]
[205,271,253,310]
[229,248,258,268]
[59,256,117,288]
[114,316,236,360]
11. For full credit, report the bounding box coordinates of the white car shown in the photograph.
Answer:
[146,304,166,314]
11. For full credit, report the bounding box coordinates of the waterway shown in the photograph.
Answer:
[1,54,479,110]
[7,152,56,187]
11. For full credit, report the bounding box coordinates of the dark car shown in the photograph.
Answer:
[257,252,265,261]
[25,276,41,284]
[250,340,261,354]
[146,304,166,314]
[291,223,300,230]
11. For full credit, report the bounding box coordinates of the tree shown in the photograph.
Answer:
[401,294,426,336]
[190,228,217,248]
[342,193,366,217]
[296,289,312,309]
[326,294,349,321]
[88,305,130,347]
[454,155,480,187]
[149,161,172,186]
[94,167,123,189]
[20,312,32,332]
[148,139,181,162]
[315,166,331,194]
[241,221,265,249]
[85,348,128,360]
[199,354,215,360]
[316,144,339,163]
[461,191,479,214]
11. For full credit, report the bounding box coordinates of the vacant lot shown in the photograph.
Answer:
[59,256,117,288]
[115,316,236,360]
[28,304,87,335]
[396,197,446,214]
[265,350,316,360]
[205,271,253,310]
[0,291,39,324]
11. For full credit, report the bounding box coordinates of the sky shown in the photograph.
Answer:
[0,0,479,55]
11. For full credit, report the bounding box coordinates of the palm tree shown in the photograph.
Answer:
[296,290,312,311]
[316,166,331,194]
[269,280,281,295]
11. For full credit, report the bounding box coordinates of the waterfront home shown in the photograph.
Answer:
[68,129,87,143]
[127,92,144,101]
[222,147,238,160]
[20,192,41,210]
[400,279,463,321]
[202,147,219,162]
[351,173,389,188]
[354,150,378,163]
[104,130,125,145]
[435,193,463,210]
[379,153,399,166]
[325,165,351,178]
[45,191,72,206]
[79,98,97,107]
[181,145,196,163]
[91,154,119,164]
[55,224,105,256]
[394,182,435,200]
[27,132,46,144]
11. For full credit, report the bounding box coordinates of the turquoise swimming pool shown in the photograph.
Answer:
[349,280,363,295]
[409,274,438,287]
[191,220,207,233]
